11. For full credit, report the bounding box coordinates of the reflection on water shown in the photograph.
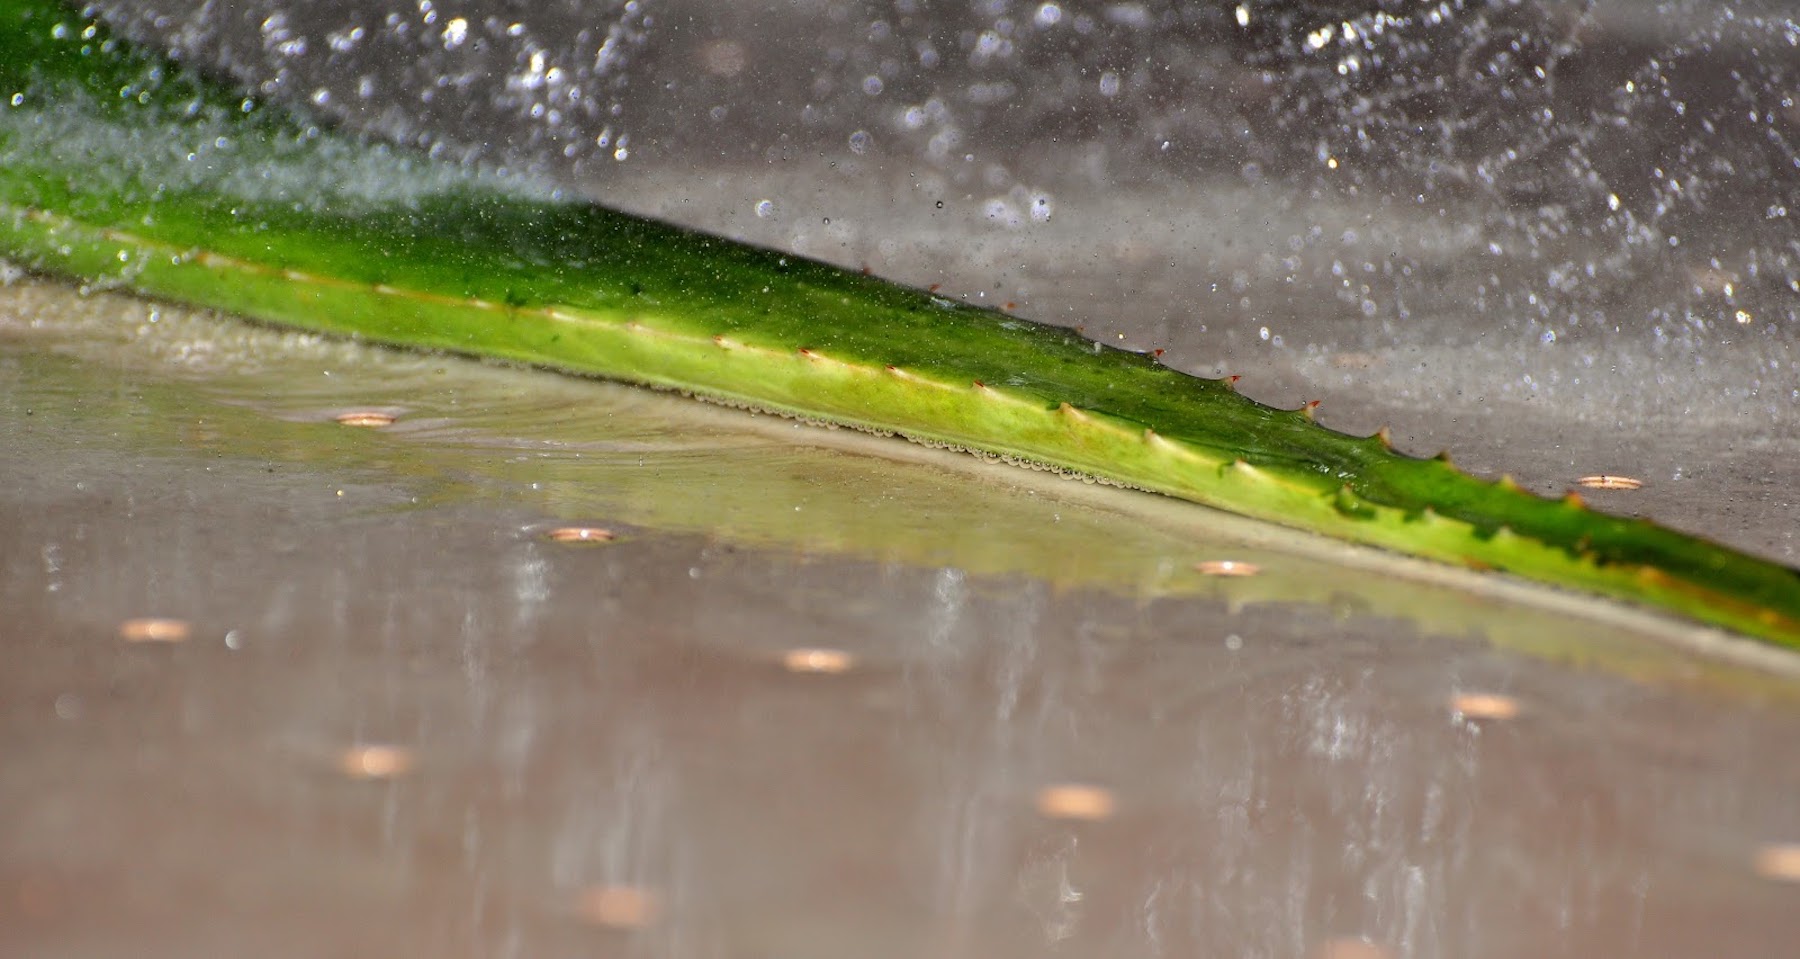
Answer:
[4,283,1800,957]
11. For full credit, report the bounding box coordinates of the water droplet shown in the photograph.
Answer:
[338,745,413,780]
[1754,844,1800,883]
[441,17,468,50]
[1450,692,1521,721]
[782,648,854,674]
[1035,784,1116,821]
[1576,475,1642,491]
[575,885,661,929]
[546,526,616,543]
[120,618,190,643]
[334,410,395,427]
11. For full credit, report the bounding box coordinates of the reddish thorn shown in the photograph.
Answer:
[1563,491,1588,509]
[1153,348,1165,358]
[1004,301,1016,311]
[1076,325,1087,333]
[798,348,816,358]
[1227,374,1241,385]
[1374,426,1394,447]
[1303,399,1322,413]
[885,364,898,372]
[860,264,873,275]
[973,380,986,389]
[929,283,942,292]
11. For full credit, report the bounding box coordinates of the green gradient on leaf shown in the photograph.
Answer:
[2,0,1798,651]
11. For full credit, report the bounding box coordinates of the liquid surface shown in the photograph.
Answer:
[5,281,1800,959]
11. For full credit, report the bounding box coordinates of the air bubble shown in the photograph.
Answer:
[848,129,871,154]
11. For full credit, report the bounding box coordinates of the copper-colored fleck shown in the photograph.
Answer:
[782,648,854,674]
[575,885,661,929]
[338,745,414,780]
[119,618,190,643]
[1450,692,1521,721]
[1328,351,1385,370]
[334,411,396,428]
[1034,784,1116,822]
[1315,937,1394,959]
[546,526,616,544]
[1195,560,1261,577]
[1577,474,1643,491]
[1753,843,1800,882]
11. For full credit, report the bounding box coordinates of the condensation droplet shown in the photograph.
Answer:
[120,618,190,643]
[1035,784,1116,821]
[782,648,854,674]
[335,410,395,427]
[338,745,413,780]
[1450,692,1521,721]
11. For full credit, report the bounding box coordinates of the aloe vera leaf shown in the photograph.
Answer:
[2,0,1798,651]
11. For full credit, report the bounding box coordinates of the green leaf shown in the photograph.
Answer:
[3,0,1797,651]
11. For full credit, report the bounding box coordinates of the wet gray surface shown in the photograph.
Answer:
[6,280,1800,959]
[7,1,1800,956]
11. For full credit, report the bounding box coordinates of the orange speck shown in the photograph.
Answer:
[1450,692,1521,721]
[782,648,854,674]
[1035,784,1116,822]
[575,885,661,929]
[1753,843,1800,883]
[929,283,942,292]
[338,745,413,780]
[120,618,190,643]
[1003,301,1016,310]
[1315,937,1394,959]
[1195,560,1260,577]
[1577,474,1643,491]
[546,526,616,544]
[334,411,396,428]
